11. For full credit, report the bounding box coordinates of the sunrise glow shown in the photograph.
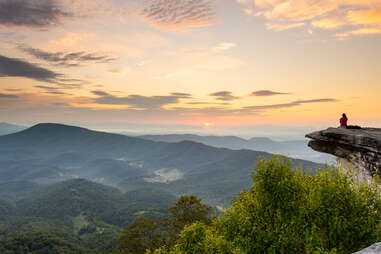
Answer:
[0,0,380,134]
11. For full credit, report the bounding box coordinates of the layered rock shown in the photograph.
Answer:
[306,127,381,179]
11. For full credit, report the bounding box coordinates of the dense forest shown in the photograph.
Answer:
[0,180,176,253]
[1,156,380,253]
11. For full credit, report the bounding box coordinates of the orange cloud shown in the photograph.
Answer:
[347,8,381,26]
[311,18,346,29]
[337,27,381,37]
[238,0,381,37]
[266,22,306,31]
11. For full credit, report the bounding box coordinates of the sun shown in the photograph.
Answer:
[203,122,212,127]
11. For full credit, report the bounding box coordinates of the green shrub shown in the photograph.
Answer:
[156,156,381,254]
[218,156,381,254]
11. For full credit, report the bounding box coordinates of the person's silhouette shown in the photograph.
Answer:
[340,113,348,128]
[339,113,361,129]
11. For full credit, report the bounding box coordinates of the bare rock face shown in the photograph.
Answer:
[306,127,381,179]
[353,242,381,254]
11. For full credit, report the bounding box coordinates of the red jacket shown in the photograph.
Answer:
[340,117,347,127]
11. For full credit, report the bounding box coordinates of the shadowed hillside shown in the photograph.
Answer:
[0,123,321,205]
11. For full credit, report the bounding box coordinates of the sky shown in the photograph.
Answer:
[0,0,380,138]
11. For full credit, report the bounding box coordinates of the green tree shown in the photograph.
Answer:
[154,156,381,254]
[115,217,163,254]
[168,195,212,232]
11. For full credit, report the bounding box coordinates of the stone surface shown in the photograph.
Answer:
[353,242,381,254]
[306,127,381,179]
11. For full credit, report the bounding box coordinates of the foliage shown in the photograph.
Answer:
[168,195,212,232]
[114,218,164,254]
[166,222,241,254]
[115,195,213,253]
[0,232,90,254]
[0,180,175,254]
[154,156,381,254]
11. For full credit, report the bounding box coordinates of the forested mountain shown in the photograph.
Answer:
[0,179,176,253]
[0,123,324,253]
[0,123,321,205]
[138,134,332,163]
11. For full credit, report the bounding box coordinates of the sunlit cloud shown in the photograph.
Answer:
[50,32,96,47]
[107,66,131,75]
[237,0,381,37]
[91,90,193,109]
[337,27,381,37]
[311,18,346,29]
[212,42,237,52]
[0,89,340,125]
[141,0,216,30]
[266,22,306,31]
[347,8,381,26]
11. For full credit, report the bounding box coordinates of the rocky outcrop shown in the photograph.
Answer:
[306,127,381,179]
[306,128,381,254]
[353,242,381,254]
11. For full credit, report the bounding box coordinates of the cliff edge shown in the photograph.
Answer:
[306,127,381,178]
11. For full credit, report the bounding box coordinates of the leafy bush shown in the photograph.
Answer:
[157,156,381,254]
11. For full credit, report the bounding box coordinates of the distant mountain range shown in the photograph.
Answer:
[0,123,321,206]
[0,123,324,253]
[138,134,332,163]
[0,122,26,135]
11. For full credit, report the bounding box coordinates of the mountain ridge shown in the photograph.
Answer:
[0,123,321,205]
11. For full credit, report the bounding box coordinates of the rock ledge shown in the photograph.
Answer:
[306,127,381,178]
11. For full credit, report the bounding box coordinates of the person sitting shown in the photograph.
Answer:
[339,113,361,129]
[340,113,348,128]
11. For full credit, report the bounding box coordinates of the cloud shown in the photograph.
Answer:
[266,22,306,31]
[0,91,339,125]
[34,85,72,95]
[251,90,289,96]
[0,0,70,28]
[0,54,83,87]
[209,91,239,101]
[0,93,18,98]
[20,46,116,67]
[52,102,69,106]
[0,54,61,82]
[141,0,216,30]
[212,42,237,52]
[311,18,346,29]
[91,90,193,109]
[187,101,231,105]
[4,88,23,92]
[347,7,381,26]
[92,90,110,96]
[238,0,381,37]
[243,98,337,111]
[337,27,381,37]
[171,92,192,97]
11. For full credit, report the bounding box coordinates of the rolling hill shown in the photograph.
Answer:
[138,134,332,163]
[0,123,321,205]
[0,122,26,136]
[0,179,177,253]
